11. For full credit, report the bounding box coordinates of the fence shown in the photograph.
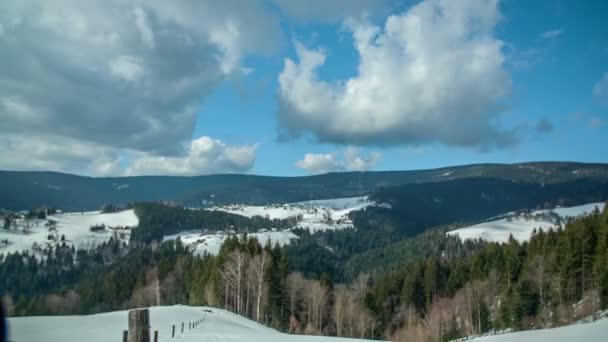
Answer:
[122,308,207,342]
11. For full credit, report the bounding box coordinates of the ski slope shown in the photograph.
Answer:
[448,202,605,243]
[209,196,377,232]
[465,317,608,342]
[8,305,372,342]
[164,230,298,256]
[0,210,138,256]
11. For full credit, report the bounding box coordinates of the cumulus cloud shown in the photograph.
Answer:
[0,134,257,176]
[295,147,381,174]
[126,136,257,176]
[0,134,122,175]
[343,147,382,171]
[593,72,608,103]
[278,0,514,149]
[295,153,342,174]
[0,0,279,175]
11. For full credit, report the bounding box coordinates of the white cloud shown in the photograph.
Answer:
[133,7,155,49]
[278,0,514,148]
[295,153,342,174]
[0,134,120,175]
[593,72,608,103]
[344,147,382,171]
[0,134,257,176]
[126,136,257,176]
[0,0,280,175]
[295,148,381,174]
[540,29,564,39]
[109,55,145,82]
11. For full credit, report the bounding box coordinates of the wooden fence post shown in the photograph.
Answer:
[127,308,150,342]
[181,322,184,333]
[172,324,175,338]
[122,330,128,342]
[153,330,158,342]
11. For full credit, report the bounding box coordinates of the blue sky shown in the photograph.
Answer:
[193,0,608,176]
[0,0,606,176]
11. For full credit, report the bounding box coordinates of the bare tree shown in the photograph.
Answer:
[306,280,328,334]
[221,249,247,315]
[333,285,348,336]
[288,272,305,333]
[248,250,270,322]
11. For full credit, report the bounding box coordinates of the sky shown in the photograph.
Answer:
[0,0,606,177]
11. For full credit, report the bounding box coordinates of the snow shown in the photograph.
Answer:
[0,210,138,256]
[7,305,372,342]
[210,196,376,232]
[163,230,298,256]
[164,196,381,256]
[448,202,605,243]
[464,317,608,342]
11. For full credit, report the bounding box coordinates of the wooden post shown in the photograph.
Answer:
[153,330,158,342]
[172,324,175,338]
[123,330,128,342]
[181,322,184,333]
[128,309,150,342]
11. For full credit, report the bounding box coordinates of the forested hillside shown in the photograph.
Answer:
[131,203,297,243]
[2,162,608,211]
[2,202,606,341]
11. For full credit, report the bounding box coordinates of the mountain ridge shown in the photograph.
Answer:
[1,161,608,211]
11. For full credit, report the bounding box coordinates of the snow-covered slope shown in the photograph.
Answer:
[164,196,380,256]
[164,230,298,256]
[448,202,605,243]
[8,305,372,342]
[465,317,608,342]
[210,196,377,232]
[0,210,138,256]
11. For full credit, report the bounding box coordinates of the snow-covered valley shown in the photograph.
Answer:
[448,202,606,243]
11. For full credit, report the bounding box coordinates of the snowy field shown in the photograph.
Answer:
[0,210,138,256]
[210,196,377,232]
[8,305,372,342]
[164,230,298,256]
[448,202,605,243]
[465,317,608,342]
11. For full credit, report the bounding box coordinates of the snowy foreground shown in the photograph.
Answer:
[448,202,605,243]
[8,305,371,342]
[0,210,138,256]
[465,317,608,342]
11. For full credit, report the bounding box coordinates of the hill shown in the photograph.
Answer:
[1,162,608,211]
[7,305,372,342]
